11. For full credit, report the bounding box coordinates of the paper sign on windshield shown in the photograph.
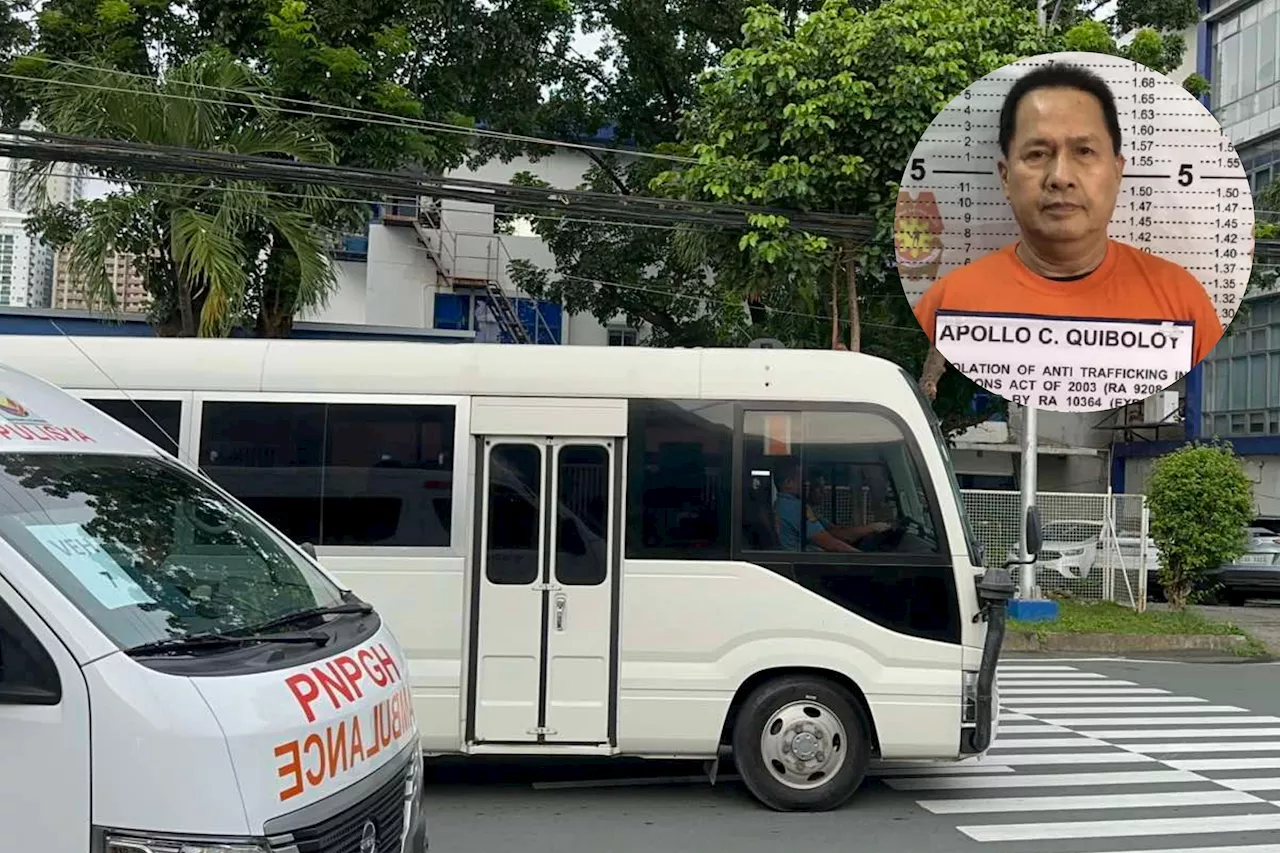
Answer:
[27,523,155,610]
[934,312,1194,413]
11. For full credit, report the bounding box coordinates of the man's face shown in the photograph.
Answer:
[998,86,1125,249]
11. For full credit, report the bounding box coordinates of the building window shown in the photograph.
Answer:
[199,401,456,547]
[608,328,638,347]
[625,399,733,559]
[1204,292,1280,434]
[433,292,563,344]
[739,409,941,555]
[1212,0,1280,129]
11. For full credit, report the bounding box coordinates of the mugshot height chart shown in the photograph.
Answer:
[895,51,1255,414]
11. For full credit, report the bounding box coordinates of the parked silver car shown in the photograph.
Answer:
[1209,526,1280,606]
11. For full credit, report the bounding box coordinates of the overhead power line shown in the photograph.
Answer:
[0,128,879,240]
[2,58,699,164]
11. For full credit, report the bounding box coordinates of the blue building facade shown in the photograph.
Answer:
[1113,0,1280,509]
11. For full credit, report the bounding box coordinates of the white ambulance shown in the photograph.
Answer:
[0,362,428,852]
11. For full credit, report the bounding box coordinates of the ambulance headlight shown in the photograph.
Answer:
[103,832,268,853]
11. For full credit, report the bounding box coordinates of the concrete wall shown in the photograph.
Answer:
[1125,451,1280,517]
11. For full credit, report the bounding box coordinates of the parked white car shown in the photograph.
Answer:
[1036,519,1104,580]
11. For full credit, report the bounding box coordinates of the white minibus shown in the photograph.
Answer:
[0,335,1035,813]
[0,360,428,851]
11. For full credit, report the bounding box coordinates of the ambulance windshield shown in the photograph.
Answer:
[0,452,345,650]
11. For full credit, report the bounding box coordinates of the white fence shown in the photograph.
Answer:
[960,490,1153,611]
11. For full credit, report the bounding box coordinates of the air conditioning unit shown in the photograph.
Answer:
[1143,390,1181,424]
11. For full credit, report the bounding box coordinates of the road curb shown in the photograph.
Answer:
[1002,630,1250,653]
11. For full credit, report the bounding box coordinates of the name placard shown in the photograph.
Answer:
[935,311,1194,412]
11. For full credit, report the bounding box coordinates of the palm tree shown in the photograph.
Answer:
[18,49,355,336]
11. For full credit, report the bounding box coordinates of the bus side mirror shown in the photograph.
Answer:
[300,541,317,560]
[1025,506,1042,560]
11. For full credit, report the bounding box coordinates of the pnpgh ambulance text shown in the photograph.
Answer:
[273,642,416,801]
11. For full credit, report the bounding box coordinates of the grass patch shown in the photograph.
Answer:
[1006,600,1272,658]
[1008,599,1245,636]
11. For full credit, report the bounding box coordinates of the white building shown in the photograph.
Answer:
[305,146,639,346]
[0,144,85,308]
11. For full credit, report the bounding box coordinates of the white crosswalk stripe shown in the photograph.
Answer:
[868,661,1280,853]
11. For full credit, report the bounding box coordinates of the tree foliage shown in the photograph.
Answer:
[20,51,348,336]
[1146,441,1255,609]
[517,0,1208,430]
[3,0,573,334]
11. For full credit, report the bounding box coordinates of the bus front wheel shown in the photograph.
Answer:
[731,675,871,811]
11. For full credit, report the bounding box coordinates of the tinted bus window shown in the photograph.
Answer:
[626,399,733,560]
[199,401,456,547]
[85,398,181,457]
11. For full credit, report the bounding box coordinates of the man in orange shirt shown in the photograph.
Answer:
[912,63,1224,368]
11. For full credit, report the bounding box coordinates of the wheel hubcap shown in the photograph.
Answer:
[759,699,848,791]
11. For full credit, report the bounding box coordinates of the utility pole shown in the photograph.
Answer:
[1010,1,1053,619]
[1018,404,1039,600]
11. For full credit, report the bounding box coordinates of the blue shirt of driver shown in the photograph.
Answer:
[775,492,827,551]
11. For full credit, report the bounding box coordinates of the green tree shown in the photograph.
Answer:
[1061,16,1208,97]
[20,51,346,337]
[653,0,1050,429]
[5,0,576,333]
[1146,441,1255,609]
[518,0,1208,432]
[0,0,34,124]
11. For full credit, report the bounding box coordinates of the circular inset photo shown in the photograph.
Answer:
[896,51,1254,414]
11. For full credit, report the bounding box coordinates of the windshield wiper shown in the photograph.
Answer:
[125,631,329,657]
[233,600,374,636]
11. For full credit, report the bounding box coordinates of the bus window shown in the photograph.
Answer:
[199,402,325,545]
[739,409,942,556]
[320,403,455,547]
[199,401,456,548]
[85,398,181,458]
[625,400,733,560]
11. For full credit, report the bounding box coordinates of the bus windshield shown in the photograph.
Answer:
[901,370,986,568]
[0,452,346,650]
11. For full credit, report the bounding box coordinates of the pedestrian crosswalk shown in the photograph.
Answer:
[869,661,1280,853]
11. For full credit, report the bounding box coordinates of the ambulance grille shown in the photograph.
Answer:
[273,761,410,853]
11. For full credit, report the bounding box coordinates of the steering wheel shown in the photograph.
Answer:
[854,523,908,552]
[900,517,926,538]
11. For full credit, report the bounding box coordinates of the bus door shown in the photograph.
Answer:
[466,398,624,746]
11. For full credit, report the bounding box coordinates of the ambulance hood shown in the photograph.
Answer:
[192,623,419,832]
[87,623,418,836]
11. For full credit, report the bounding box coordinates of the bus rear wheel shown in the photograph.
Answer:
[731,675,871,811]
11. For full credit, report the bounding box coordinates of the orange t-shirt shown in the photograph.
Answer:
[912,240,1224,366]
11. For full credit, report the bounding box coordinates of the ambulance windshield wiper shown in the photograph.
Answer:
[125,631,329,657]
[234,600,375,635]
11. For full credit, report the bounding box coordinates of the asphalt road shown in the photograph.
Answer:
[422,656,1280,853]
[1198,600,1280,653]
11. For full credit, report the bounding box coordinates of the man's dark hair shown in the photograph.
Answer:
[998,63,1123,157]
[773,456,802,484]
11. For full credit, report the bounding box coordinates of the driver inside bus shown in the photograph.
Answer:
[773,458,891,552]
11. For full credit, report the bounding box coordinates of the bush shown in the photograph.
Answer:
[1146,441,1255,609]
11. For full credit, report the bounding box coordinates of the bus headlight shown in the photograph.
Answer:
[103,832,268,853]
[962,670,978,724]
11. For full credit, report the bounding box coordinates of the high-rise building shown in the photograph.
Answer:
[0,134,86,308]
[52,247,151,314]
[0,209,55,308]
